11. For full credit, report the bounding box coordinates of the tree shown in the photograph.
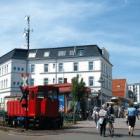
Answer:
[71,75,86,123]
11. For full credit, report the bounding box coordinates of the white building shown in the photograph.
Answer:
[128,83,140,104]
[0,45,112,105]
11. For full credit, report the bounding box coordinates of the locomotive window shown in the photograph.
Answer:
[37,91,45,98]
[48,89,58,99]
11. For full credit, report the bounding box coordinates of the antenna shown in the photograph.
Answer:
[24,16,33,50]
[23,16,33,86]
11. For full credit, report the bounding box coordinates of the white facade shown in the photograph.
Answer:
[0,59,27,104]
[128,83,140,103]
[0,46,112,105]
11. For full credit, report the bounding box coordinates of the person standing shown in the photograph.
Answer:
[98,105,108,137]
[127,103,139,136]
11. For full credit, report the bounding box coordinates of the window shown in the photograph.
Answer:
[53,63,55,68]
[1,81,3,89]
[17,81,20,86]
[44,64,48,72]
[28,52,36,58]
[30,78,34,86]
[47,89,58,100]
[3,66,5,74]
[89,61,93,71]
[102,78,105,87]
[3,80,5,88]
[13,67,16,71]
[58,78,63,84]
[37,91,45,98]
[31,64,35,73]
[58,51,66,56]
[6,79,8,88]
[18,67,20,71]
[77,49,84,56]
[44,51,50,57]
[13,81,16,86]
[21,68,24,71]
[44,78,48,85]
[2,67,3,75]
[73,62,78,71]
[1,67,3,75]
[53,78,55,84]
[58,63,63,72]
[69,50,75,56]
[89,76,94,86]
[6,65,8,73]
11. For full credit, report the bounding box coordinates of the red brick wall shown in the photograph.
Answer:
[112,79,126,97]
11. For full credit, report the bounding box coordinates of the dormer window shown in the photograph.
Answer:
[77,49,84,56]
[44,51,50,57]
[28,52,36,58]
[69,50,75,56]
[58,51,66,56]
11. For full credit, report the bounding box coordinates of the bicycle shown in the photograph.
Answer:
[107,115,115,137]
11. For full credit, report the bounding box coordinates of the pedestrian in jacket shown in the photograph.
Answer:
[127,103,139,136]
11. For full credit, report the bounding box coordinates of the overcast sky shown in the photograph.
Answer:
[0,0,140,83]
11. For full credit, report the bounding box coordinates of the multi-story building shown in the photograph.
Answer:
[112,79,128,98]
[0,45,112,105]
[128,83,140,103]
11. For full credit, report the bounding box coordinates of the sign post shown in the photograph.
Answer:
[21,73,29,130]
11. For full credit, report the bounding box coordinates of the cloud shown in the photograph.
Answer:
[0,0,139,83]
[104,42,140,57]
[0,0,111,54]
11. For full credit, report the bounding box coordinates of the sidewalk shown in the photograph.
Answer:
[74,118,140,129]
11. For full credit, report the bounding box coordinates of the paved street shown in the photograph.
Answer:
[74,118,140,129]
[0,118,140,140]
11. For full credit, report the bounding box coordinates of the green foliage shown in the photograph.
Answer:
[71,75,85,102]
[71,75,86,122]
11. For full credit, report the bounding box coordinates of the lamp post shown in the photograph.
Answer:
[98,77,104,107]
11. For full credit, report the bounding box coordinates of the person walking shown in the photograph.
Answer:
[92,107,99,127]
[108,104,114,115]
[127,103,139,136]
[98,104,108,137]
[107,104,115,136]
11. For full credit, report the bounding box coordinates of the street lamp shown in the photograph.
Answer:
[98,77,104,107]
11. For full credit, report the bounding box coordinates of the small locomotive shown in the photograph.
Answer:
[5,85,63,129]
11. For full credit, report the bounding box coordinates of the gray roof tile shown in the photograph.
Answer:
[0,45,106,64]
[0,48,27,64]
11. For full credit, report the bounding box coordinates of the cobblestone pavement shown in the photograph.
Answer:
[74,118,140,129]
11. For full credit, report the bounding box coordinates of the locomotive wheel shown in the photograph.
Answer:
[39,118,46,129]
